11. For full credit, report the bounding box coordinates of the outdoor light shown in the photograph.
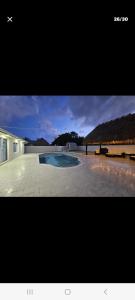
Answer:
[1,135,7,139]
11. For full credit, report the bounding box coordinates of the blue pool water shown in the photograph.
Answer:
[39,153,80,167]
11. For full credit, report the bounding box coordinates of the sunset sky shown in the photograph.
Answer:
[0,96,135,143]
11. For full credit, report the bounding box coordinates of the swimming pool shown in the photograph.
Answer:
[39,153,80,167]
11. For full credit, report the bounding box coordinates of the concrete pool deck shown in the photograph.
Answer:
[0,153,135,197]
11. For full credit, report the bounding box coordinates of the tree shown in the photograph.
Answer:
[51,132,84,146]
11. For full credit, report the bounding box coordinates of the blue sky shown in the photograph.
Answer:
[0,96,135,143]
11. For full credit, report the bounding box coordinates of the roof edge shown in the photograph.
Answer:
[0,128,26,142]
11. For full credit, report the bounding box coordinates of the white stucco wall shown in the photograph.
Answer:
[24,145,99,154]
[24,144,135,154]
[0,132,25,164]
[75,145,135,153]
[8,138,24,160]
[25,146,67,153]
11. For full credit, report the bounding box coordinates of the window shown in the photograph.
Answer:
[0,138,7,162]
[13,142,18,152]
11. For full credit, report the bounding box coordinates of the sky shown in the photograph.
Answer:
[0,96,135,143]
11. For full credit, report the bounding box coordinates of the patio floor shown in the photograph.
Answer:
[0,153,135,197]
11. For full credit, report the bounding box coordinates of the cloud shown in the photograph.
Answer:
[1,95,135,141]
[38,119,61,142]
[68,96,135,128]
[31,96,40,114]
[0,96,38,124]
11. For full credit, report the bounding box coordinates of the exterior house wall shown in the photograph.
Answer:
[6,138,24,161]
[8,137,13,160]
[0,138,2,162]
[0,131,25,165]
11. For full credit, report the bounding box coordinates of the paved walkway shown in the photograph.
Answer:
[0,153,135,197]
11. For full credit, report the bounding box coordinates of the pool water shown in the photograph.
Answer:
[39,153,80,167]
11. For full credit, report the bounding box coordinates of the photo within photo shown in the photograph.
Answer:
[0,95,135,197]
